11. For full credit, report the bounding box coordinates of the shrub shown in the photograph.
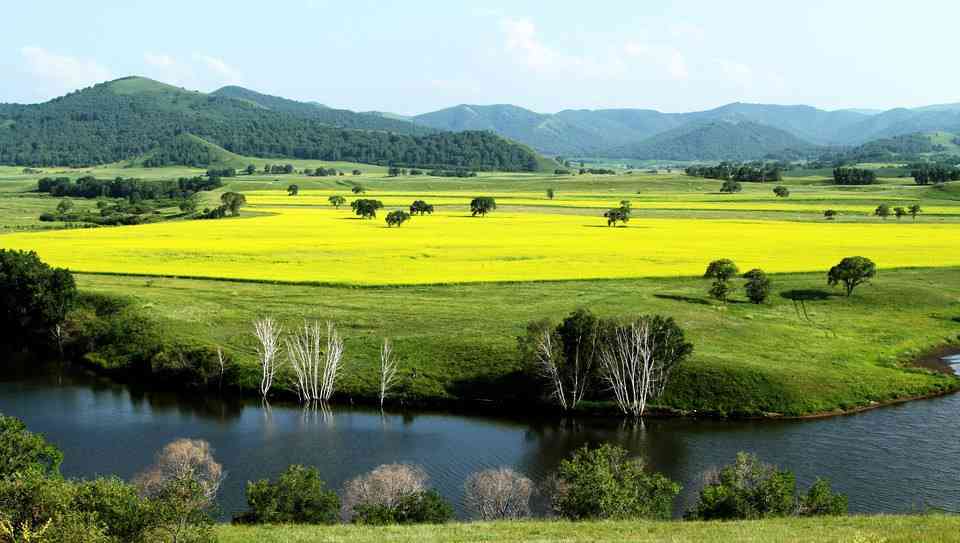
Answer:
[352,490,453,525]
[342,464,429,522]
[464,468,534,520]
[551,444,679,520]
[688,452,847,520]
[239,465,340,524]
[0,414,63,479]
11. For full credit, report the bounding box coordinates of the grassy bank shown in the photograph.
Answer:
[217,515,960,542]
[75,266,960,417]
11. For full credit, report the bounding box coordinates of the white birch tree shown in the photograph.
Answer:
[253,317,282,400]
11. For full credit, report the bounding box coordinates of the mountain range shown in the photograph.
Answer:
[3,76,960,166]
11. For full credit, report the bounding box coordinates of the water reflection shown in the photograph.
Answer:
[0,364,957,519]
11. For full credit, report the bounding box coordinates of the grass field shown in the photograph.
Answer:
[217,515,960,542]
[2,162,959,415]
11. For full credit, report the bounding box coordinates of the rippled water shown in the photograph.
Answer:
[1,366,957,518]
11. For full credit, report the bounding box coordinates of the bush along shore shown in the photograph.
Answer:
[2,412,874,543]
[2,249,959,419]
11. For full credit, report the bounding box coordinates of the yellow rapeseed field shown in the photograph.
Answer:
[4,207,959,285]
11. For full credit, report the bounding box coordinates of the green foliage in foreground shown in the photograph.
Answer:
[353,490,454,526]
[217,515,960,543]
[238,465,340,525]
[73,267,960,417]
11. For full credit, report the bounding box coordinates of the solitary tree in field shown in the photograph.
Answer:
[908,204,921,221]
[546,188,556,200]
[824,209,837,220]
[246,164,257,175]
[352,169,362,176]
[827,256,876,297]
[470,197,497,217]
[385,210,411,227]
[720,180,742,193]
[220,192,246,216]
[287,184,299,196]
[773,186,790,198]
[351,185,366,195]
[328,195,346,209]
[704,259,740,303]
[893,206,907,220]
[874,203,891,220]
[603,208,630,226]
[351,199,383,219]
[409,200,434,215]
[743,269,771,304]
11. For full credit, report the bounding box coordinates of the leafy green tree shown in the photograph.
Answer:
[772,186,790,198]
[352,169,362,176]
[409,200,434,215]
[56,199,74,214]
[893,206,906,220]
[328,195,346,209]
[351,185,366,195]
[823,209,837,220]
[0,250,77,348]
[546,188,555,200]
[287,184,299,196]
[743,269,771,304]
[603,208,630,227]
[385,210,411,227]
[0,414,63,478]
[220,192,246,216]
[470,197,496,217]
[827,256,877,297]
[874,203,891,220]
[687,452,846,520]
[908,204,921,221]
[351,199,384,219]
[720,179,742,193]
[179,193,200,214]
[245,164,256,175]
[551,444,679,520]
[352,490,453,525]
[704,259,740,303]
[239,465,340,524]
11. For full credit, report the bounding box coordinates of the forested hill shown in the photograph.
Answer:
[613,121,819,161]
[0,77,542,171]
[210,85,431,135]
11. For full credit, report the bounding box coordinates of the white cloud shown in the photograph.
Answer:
[144,52,176,68]
[20,46,111,94]
[193,54,242,84]
[624,41,689,80]
[500,17,558,71]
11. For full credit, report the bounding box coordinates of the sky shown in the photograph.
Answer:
[1,0,957,115]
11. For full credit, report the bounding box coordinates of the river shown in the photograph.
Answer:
[1,359,957,519]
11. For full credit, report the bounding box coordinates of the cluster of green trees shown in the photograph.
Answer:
[910,163,960,185]
[470,197,496,216]
[40,198,167,226]
[579,168,616,175]
[719,179,743,193]
[38,175,222,201]
[264,164,295,174]
[604,200,632,226]
[305,167,342,177]
[685,162,783,182]
[427,169,478,177]
[703,260,771,304]
[409,200,434,215]
[832,168,877,185]
[874,204,921,221]
[0,82,542,171]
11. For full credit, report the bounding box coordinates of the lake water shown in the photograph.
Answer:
[1,364,957,519]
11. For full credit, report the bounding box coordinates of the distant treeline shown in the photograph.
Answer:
[580,168,616,175]
[37,175,222,200]
[685,162,784,182]
[832,168,877,185]
[910,163,960,185]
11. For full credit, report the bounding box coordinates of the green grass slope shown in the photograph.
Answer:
[218,515,960,543]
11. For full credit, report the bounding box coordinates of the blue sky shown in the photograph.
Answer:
[2,0,956,114]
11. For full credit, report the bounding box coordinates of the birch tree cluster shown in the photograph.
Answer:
[520,309,692,417]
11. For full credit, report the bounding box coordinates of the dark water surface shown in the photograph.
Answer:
[1,365,957,519]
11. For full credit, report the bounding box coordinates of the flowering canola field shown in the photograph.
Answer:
[4,206,959,285]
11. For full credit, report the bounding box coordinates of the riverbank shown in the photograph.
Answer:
[70,266,960,418]
[218,515,960,542]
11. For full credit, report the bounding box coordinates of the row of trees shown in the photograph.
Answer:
[0,415,847,542]
[37,175,223,201]
[874,203,921,220]
[910,163,960,185]
[832,168,877,185]
[685,163,783,183]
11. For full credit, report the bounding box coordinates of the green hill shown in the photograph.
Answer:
[128,133,248,169]
[613,120,819,161]
[210,86,431,135]
[0,77,542,171]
